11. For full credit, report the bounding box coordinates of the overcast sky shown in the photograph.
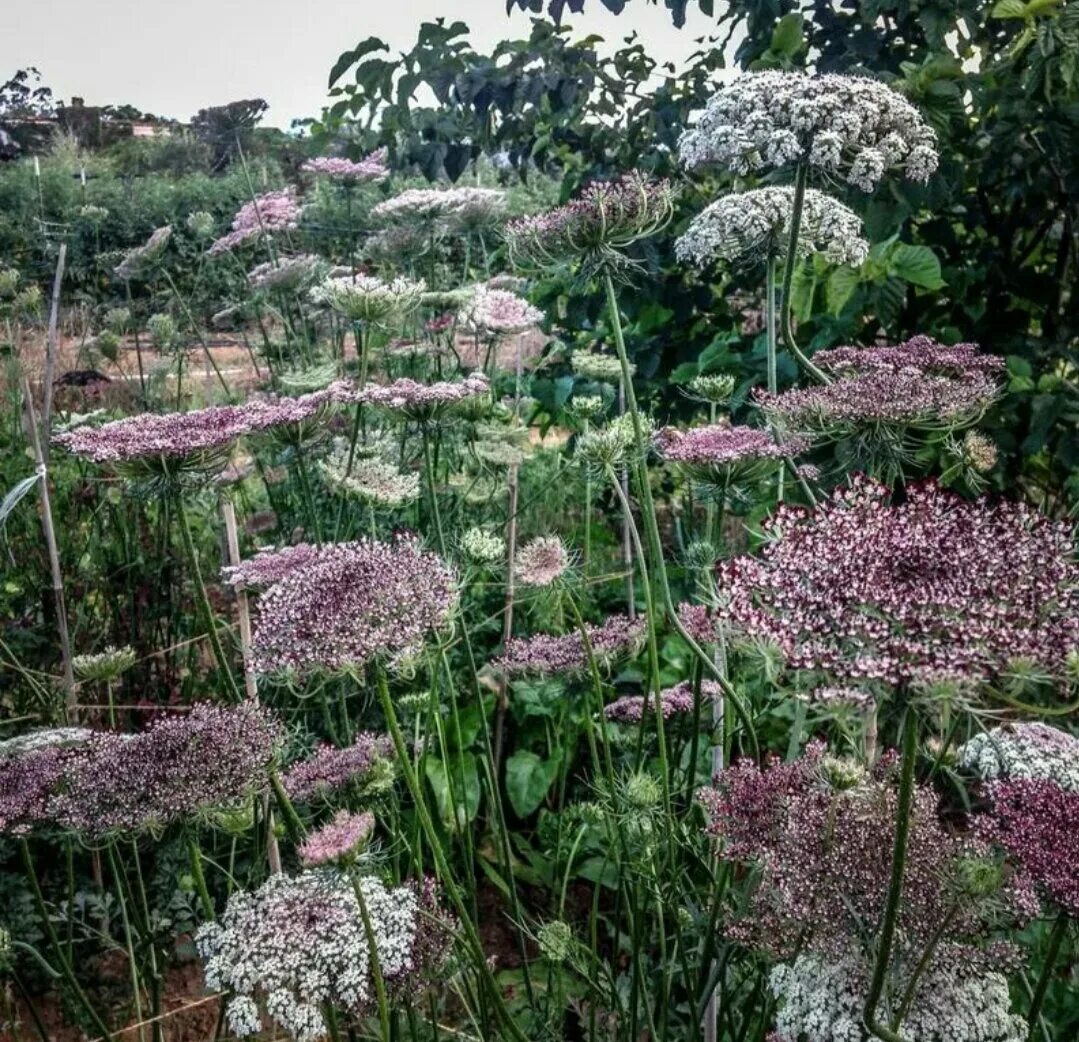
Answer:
[0,1,717,128]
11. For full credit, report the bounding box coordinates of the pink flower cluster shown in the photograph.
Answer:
[604,680,721,723]
[497,614,645,677]
[457,287,543,335]
[302,148,389,183]
[656,424,804,468]
[984,779,1079,915]
[356,373,490,420]
[299,810,376,867]
[281,733,395,802]
[251,536,457,675]
[0,702,281,835]
[718,477,1079,686]
[208,188,304,256]
[515,536,571,587]
[115,225,173,280]
[224,543,333,590]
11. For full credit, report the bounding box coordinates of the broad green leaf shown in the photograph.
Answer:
[771,13,805,57]
[991,0,1030,18]
[425,755,481,830]
[327,38,388,88]
[0,474,38,528]
[889,244,944,290]
[826,266,862,316]
[505,749,560,817]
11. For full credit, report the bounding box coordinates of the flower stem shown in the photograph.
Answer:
[348,870,392,1042]
[1027,911,1069,1040]
[187,834,215,921]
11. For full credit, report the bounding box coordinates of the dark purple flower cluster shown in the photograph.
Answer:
[497,614,645,677]
[281,733,395,802]
[251,536,458,675]
[718,477,1079,686]
[984,779,1079,916]
[756,336,1003,433]
[698,745,1035,969]
[604,680,721,724]
[224,542,334,590]
[505,172,674,264]
[0,702,281,836]
[656,425,805,483]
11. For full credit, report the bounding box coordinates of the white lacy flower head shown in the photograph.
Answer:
[457,285,543,336]
[770,953,1026,1042]
[676,187,868,268]
[958,723,1079,793]
[318,440,420,507]
[196,871,448,1040]
[372,186,505,227]
[459,526,505,565]
[310,274,426,324]
[679,70,939,192]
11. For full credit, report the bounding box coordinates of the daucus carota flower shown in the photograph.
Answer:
[114,225,172,280]
[358,373,490,424]
[302,148,389,183]
[576,413,653,471]
[604,680,721,724]
[677,187,868,268]
[756,336,1003,436]
[281,733,395,803]
[298,810,375,867]
[571,350,630,383]
[186,210,215,238]
[196,871,452,1041]
[310,273,426,324]
[224,542,334,590]
[318,443,419,507]
[371,187,472,223]
[247,253,323,293]
[251,536,457,676]
[515,536,571,587]
[459,527,505,565]
[656,423,804,482]
[684,373,736,405]
[456,286,543,336]
[497,614,645,677]
[679,70,939,191]
[208,188,304,256]
[72,645,137,682]
[959,724,1079,792]
[718,477,1079,687]
[505,172,675,268]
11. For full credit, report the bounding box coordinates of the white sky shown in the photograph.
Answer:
[0,1,717,128]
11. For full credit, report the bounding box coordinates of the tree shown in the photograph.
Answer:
[190,98,269,171]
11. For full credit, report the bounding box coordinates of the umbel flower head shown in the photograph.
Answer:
[318,442,420,507]
[298,810,376,867]
[196,870,453,1042]
[251,536,457,676]
[656,423,806,486]
[504,172,675,271]
[571,350,629,384]
[515,536,571,587]
[72,645,137,683]
[224,542,337,591]
[497,614,646,677]
[456,286,543,336]
[357,373,491,424]
[459,527,505,566]
[371,186,501,224]
[959,723,1079,793]
[0,701,281,836]
[604,680,721,725]
[282,732,395,803]
[114,225,173,281]
[208,188,304,256]
[247,254,324,293]
[718,477,1079,688]
[302,147,389,183]
[310,273,426,324]
[676,187,869,268]
[679,70,939,191]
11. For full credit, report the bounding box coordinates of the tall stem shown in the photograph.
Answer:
[349,871,392,1042]
[1027,911,1069,1040]
[765,254,778,397]
[862,707,917,1042]
[493,461,519,770]
[187,834,215,920]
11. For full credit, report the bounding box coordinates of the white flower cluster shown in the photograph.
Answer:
[457,286,543,335]
[459,526,506,565]
[371,187,506,228]
[571,351,629,383]
[675,187,868,268]
[770,953,1026,1042]
[72,644,138,682]
[958,723,1079,792]
[318,439,420,507]
[197,871,427,1042]
[679,71,939,192]
[0,728,94,760]
[310,274,426,324]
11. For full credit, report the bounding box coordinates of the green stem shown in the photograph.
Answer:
[187,834,215,920]
[862,708,917,1042]
[349,871,392,1042]
[1027,911,1069,1040]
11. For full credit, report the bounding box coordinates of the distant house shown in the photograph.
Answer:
[1,98,177,156]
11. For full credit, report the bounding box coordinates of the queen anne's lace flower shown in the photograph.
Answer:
[459,527,505,565]
[72,645,137,682]
[299,810,376,867]
[282,733,395,803]
[357,373,490,423]
[959,724,1079,792]
[679,71,939,192]
[515,536,571,587]
[208,189,304,256]
[677,187,868,268]
[718,477,1079,687]
[571,351,628,383]
[318,445,420,507]
[196,871,452,1040]
[251,537,457,676]
[115,226,172,280]
[371,186,504,226]
[303,148,389,183]
[497,614,645,677]
[656,424,805,482]
[604,681,720,724]
[310,274,425,324]
[457,286,543,335]
[247,254,323,293]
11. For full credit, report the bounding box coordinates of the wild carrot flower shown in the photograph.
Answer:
[310,273,425,324]
[224,542,335,590]
[72,645,137,682]
[718,477,1079,687]
[515,536,571,587]
[459,527,505,565]
[302,148,389,183]
[604,681,721,724]
[656,423,805,484]
[497,614,645,677]
[456,286,543,335]
[114,225,172,280]
[247,253,324,292]
[358,373,490,424]
[197,871,453,1040]
[571,350,629,383]
[959,724,1079,792]
[208,188,304,255]
[251,536,457,676]
[679,71,939,191]
[281,733,395,802]
[318,443,420,507]
[298,810,375,867]
[676,187,868,268]
[371,187,474,223]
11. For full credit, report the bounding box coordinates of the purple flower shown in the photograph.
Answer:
[718,477,1079,687]
[497,614,646,677]
[281,733,395,802]
[656,424,806,483]
[302,148,389,183]
[299,810,375,867]
[604,680,721,724]
[356,373,490,423]
[251,536,458,675]
[208,188,303,256]
[515,536,571,587]
[224,543,333,590]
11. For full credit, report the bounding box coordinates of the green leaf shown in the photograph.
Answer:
[770,13,805,58]
[669,362,700,385]
[505,750,560,818]
[425,755,481,829]
[991,0,1031,18]
[888,244,944,290]
[0,474,38,528]
[826,266,862,316]
[327,38,388,88]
